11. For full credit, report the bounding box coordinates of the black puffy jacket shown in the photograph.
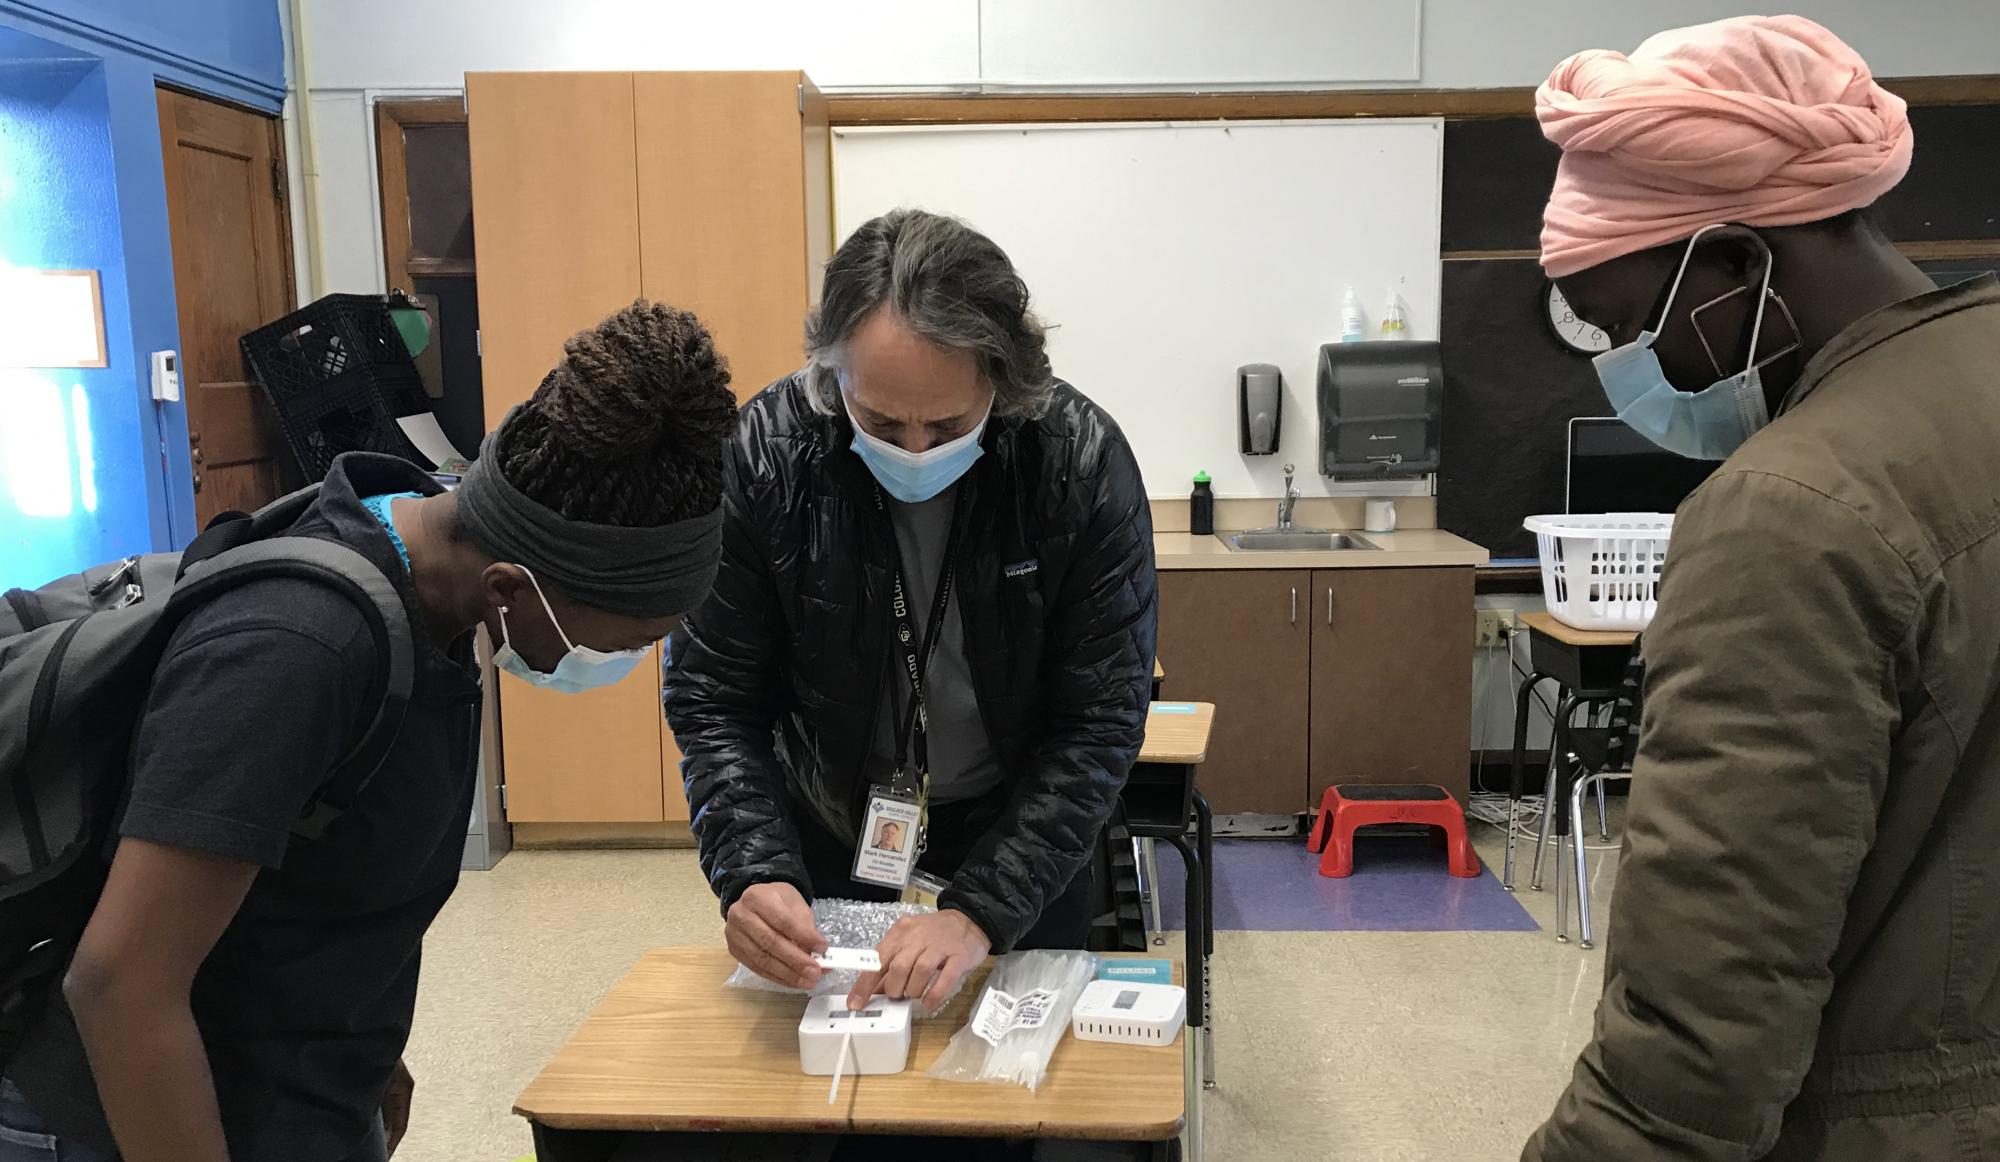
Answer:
[665,373,1158,952]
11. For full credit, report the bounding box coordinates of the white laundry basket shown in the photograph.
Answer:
[1524,513,1675,632]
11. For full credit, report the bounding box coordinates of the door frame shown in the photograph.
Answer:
[154,82,298,526]
[375,96,471,293]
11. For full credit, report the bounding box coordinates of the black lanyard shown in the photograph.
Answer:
[879,488,959,785]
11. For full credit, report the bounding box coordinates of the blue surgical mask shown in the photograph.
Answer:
[492,566,648,694]
[1590,224,1796,461]
[844,394,991,503]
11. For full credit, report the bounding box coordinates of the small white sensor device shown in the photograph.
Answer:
[1071,980,1186,1046]
[150,350,180,402]
[813,947,881,973]
[799,994,912,1078]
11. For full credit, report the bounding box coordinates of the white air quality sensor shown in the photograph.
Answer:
[1071,979,1186,1046]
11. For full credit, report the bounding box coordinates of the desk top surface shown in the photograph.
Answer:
[515,948,1186,1140]
[1138,701,1214,765]
[1519,610,1640,648]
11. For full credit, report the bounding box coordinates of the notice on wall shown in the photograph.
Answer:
[0,269,106,369]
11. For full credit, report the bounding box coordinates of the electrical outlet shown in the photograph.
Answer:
[1474,608,1517,649]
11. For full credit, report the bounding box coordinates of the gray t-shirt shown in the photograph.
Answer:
[869,485,1003,804]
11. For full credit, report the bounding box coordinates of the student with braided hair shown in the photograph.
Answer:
[0,301,735,1162]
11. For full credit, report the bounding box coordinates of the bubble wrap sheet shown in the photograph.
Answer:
[724,898,956,1011]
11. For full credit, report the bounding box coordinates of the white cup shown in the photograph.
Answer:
[1364,499,1398,534]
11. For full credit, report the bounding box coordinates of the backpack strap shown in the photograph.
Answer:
[169,534,414,841]
[2,587,47,631]
[177,484,326,580]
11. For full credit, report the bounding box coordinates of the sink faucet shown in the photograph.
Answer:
[1277,463,1300,530]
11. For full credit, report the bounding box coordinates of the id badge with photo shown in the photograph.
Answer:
[853,792,922,890]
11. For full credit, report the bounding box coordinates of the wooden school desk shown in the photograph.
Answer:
[517,948,1188,1161]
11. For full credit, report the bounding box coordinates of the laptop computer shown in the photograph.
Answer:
[1565,417,1721,515]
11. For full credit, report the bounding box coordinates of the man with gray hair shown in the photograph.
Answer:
[669,209,1158,1013]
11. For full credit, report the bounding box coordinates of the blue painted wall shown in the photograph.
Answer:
[0,1,284,590]
[0,58,147,588]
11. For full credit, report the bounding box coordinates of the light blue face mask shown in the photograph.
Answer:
[492,565,649,695]
[844,391,991,504]
[1590,224,1797,461]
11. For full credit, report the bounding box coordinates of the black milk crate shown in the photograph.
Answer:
[240,294,433,481]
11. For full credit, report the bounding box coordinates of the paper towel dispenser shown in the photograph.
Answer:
[1317,340,1442,480]
[1237,363,1282,456]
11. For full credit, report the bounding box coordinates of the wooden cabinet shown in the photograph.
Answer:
[1310,567,1473,804]
[1156,571,1311,815]
[1157,566,1473,816]
[467,71,830,826]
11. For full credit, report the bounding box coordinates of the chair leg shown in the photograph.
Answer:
[1529,754,1559,891]
[1143,838,1166,946]
[1572,774,1597,950]
[1595,776,1610,841]
[1502,669,1545,893]
[1554,828,1570,943]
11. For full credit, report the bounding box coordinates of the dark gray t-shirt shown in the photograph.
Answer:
[869,485,1002,804]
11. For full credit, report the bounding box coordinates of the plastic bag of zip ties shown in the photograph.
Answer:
[925,949,1098,1091]
[723,897,964,1015]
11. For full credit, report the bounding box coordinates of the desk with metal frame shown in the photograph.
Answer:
[518,949,1189,1161]
[1122,700,1216,1160]
[1503,613,1638,944]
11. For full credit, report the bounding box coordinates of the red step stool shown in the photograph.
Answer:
[1306,784,1481,879]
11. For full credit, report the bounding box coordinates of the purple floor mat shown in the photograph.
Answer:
[1149,835,1539,933]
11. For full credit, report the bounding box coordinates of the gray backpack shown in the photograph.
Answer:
[0,485,414,1067]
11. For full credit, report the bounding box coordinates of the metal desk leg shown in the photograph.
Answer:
[1166,832,1207,1162]
[1194,790,1216,1091]
[1143,838,1166,945]
[1504,669,1551,891]
[1530,689,1579,891]
[1183,1026,1204,1162]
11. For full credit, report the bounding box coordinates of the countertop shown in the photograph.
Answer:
[1154,529,1490,570]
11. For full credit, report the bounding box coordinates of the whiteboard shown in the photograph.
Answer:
[832,120,1443,499]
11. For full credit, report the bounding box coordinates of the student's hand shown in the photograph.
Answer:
[382,1058,414,1157]
[726,882,827,989]
[850,909,991,1013]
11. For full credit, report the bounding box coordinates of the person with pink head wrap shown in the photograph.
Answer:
[1538,14,1912,280]
[1523,15,2000,1162]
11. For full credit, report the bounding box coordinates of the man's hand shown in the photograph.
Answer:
[382,1058,414,1157]
[850,909,991,1012]
[726,882,827,989]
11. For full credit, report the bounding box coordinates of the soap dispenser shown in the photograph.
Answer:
[1237,364,1283,456]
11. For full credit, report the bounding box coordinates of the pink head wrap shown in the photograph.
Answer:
[1537,15,1912,278]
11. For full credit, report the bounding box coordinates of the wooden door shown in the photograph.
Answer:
[634,72,826,401]
[156,87,295,524]
[468,71,665,823]
[1310,567,1473,804]
[1156,571,1312,815]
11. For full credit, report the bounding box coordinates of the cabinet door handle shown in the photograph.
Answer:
[1290,587,1298,625]
[1327,586,1334,626]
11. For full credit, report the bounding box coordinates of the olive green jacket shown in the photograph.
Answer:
[1527,276,2000,1161]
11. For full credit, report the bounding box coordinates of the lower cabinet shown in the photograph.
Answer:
[1309,567,1473,805]
[1156,570,1312,815]
[497,644,691,823]
[1157,566,1472,815]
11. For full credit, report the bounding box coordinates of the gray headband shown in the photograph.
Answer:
[456,413,723,619]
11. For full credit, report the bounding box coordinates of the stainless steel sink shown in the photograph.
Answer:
[1223,529,1379,552]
